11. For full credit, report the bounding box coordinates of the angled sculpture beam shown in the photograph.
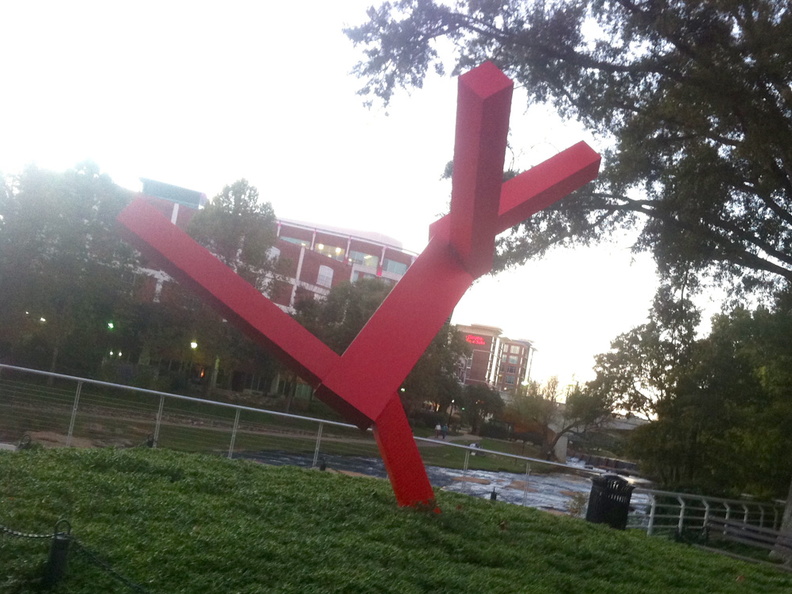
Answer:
[117,61,601,508]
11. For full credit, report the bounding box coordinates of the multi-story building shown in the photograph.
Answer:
[270,219,417,311]
[495,338,534,393]
[456,324,503,387]
[455,324,535,397]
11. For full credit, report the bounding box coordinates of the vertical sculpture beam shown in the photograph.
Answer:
[448,62,513,278]
[117,62,601,509]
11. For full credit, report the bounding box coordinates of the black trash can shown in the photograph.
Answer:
[585,474,634,530]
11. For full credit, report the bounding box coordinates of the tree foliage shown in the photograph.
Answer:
[294,277,394,355]
[189,179,278,291]
[295,277,470,418]
[0,163,135,373]
[459,383,504,434]
[346,0,792,293]
[608,297,792,498]
[506,376,613,459]
[587,283,701,418]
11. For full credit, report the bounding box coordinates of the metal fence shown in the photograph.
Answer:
[628,488,785,537]
[1,363,784,533]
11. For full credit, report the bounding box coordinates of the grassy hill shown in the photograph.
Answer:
[1,448,790,593]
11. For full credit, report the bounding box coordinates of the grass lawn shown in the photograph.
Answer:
[2,448,791,593]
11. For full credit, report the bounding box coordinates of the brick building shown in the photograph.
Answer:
[456,324,535,397]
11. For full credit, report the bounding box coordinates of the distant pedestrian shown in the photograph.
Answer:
[441,424,448,439]
[435,424,442,438]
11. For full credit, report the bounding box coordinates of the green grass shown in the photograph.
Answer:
[2,449,791,593]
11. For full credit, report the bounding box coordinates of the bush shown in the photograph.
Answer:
[410,410,445,429]
[479,421,510,440]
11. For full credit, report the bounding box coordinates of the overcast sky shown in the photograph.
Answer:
[0,1,692,387]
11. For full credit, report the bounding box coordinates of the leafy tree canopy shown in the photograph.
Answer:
[189,179,278,291]
[460,382,504,434]
[506,376,613,458]
[346,0,792,294]
[587,282,701,418]
[0,163,135,372]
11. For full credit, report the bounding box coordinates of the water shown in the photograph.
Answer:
[237,450,649,515]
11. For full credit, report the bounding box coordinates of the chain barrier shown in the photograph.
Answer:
[72,541,152,593]
[1,519,152,593]
[0,523,55,539]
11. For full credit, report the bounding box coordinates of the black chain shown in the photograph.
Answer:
[2,521,152,593]
[72,541,152,594]
[0,523,54,539]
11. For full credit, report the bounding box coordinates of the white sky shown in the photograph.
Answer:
[1,1,671,386]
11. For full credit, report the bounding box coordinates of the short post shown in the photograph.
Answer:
[647,494,657,536]
[677,496,686,535]
[153,394,165,447]
[66,382,83,447]
[228,409,241,459]
[43,520,71,588]
[312,422,324,468]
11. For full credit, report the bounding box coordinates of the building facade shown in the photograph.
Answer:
[456,324,535,397]
[271,219,417,311]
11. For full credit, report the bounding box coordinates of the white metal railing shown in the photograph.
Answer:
[2,363,784,533]
[628,487,785,536]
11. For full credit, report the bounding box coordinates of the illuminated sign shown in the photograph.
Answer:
[465,335,486,345]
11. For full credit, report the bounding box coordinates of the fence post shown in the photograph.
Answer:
[228,409,241,459]
[677,496,686,534]
[312,422,324,468]
[647,494,657,536]
[153,394,165,447]
[66,382,83,447]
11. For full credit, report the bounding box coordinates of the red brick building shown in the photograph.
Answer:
[270,219,417,311]
[455,324,535,397]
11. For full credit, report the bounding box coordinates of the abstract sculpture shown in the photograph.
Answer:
[117,62,600,508]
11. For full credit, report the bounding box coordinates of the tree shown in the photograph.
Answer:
[616,302,792,500]
[188,179,278,292]
[346,0,792,293]
[0,163,135,374]
[506,376,613,459]
[587,283,701,418]
[294,277,394,354]
[400,322,468,417]
[172,179,282,392]
[459,383,504,435]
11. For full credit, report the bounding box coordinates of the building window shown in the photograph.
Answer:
[314,242,345,261]
[349,250,379,268]
[352,271,377,282]
[280,236,310,248]
[506,365,517,374]
[504,375,515,385]
[510,345,521,354]
[508,355,519,364]
[382,258,408,275]
[317,265,334,288]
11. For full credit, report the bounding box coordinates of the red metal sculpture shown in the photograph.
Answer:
[117,62,600,508]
